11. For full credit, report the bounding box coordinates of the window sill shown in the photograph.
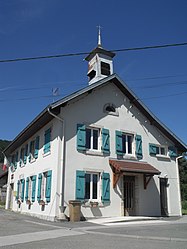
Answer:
[43,151,51,157]
[85,150,104,157]
[156,154,170,160]
[83,201,103,208]
[29,158,36,164]
[19,164,26,168]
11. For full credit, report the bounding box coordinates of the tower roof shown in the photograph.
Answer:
[84,46,115,61]
[85,26,115,61]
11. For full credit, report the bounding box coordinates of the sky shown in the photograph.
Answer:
[0,0,187,146]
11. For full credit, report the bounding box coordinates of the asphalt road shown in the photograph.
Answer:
[0,209,187,249]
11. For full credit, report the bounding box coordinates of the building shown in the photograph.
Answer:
[0,164,8,203]
[4,35,187,221]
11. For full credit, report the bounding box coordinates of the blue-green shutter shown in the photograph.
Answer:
[32,175,36,202]
[168,146,178,157]
[77,124,86,151]
[149,143,157,155]
[34,136,40,159]
[15,152,18,169]
[46,170,52,203]
[102,128,110,154]
[116,130,123,155]
[37,173,42,202]
[102,172,110,203]
[29,141,32,162]
[44,129,51,154]
[24,144,28,164]
[76,170,85,200]
[25,177,29,201]
[135,134,143,160]
[16,180,20,200]
[20,148,24,166]
[21,179,25,202]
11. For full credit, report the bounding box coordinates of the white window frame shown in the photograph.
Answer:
[28,177,32,201]
[85,172,101,202]
[156,145,168,157]
[41,172,47,201]
[86,127,101,152]
[20,147,25,166]
[30,140,35,161]
[122,133,135,157]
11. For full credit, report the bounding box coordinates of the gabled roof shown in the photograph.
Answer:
[4,74,187,155]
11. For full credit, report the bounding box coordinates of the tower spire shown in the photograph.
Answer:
[97,25,102,48]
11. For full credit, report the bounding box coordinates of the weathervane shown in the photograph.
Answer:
[97,25,102,47]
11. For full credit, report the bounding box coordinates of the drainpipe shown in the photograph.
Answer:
[47,107,66,217]
[176,155,183,217]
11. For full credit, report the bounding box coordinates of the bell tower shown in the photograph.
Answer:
[85,27,115,85]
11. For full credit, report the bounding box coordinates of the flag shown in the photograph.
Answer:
[2,164,7,171]
[52,87,60,96]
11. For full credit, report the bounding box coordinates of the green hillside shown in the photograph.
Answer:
[0,140,11,163]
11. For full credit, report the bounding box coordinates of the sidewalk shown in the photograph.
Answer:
[85,216,160,225]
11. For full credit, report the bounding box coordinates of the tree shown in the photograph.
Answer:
[0,140,11,163]
[179,157,187,201]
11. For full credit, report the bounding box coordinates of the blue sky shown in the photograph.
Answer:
[0,0,187,145]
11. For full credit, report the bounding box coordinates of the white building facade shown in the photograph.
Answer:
[4,41,187,221]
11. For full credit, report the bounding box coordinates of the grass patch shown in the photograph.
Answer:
[182,209,187,215]
[182,200,187,215]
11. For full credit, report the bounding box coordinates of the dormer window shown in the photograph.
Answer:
[101,62,110,76]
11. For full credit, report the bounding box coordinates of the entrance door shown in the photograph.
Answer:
[123,176,135,216]
[160,178,168,216]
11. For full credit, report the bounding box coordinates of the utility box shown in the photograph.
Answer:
[69,200,81,222]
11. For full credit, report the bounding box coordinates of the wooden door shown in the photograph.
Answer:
[124,176,135,216]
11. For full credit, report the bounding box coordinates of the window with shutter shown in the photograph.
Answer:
[77,124,110,154]
[32,175,37,202]
[102,172,110,203]
[20,148,25,167]
[20,179,25,202]
[46,170,52,203]
[76,170,85,200]
[24,144,28,164]
[116,130,137,158]
[135,135,143,160]
[149,143,168,157]
[102,128,110,154]
[44,128,51,154]
[37,171,52,204]
[37,173,42,202]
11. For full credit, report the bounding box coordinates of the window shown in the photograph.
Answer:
[25,175,36,203]
[85,173,100,200]
[122,134,133,155]
[116,131,143,159]
[101,62,110,76]
[19,148,25,166]
[77,124,110,154]
[88,70,96,81]
[16,179,25,202]
[103,103,118,116]
[29,136,39,161]
[86,127,100,150]
[44,128,51,154]
[149,144,168,156]
[37,170,52,203]
[76,170,110,204]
